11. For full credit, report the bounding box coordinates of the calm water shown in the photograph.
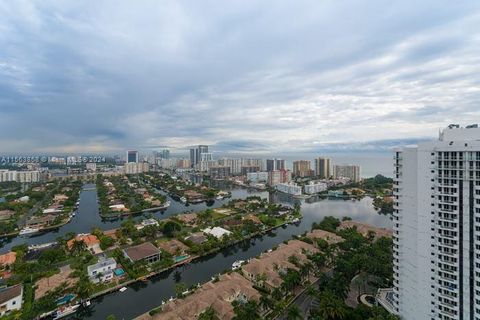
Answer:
[1,183,391,319]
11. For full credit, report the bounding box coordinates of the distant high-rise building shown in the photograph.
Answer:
[293,160,313,177]
[387,124,480,320]
[333,164,361,182]
[315,157,330,179]
[126,150,139,163]
[190,145,209,168]
[266,159,285,172]
[160,149,170,159]
[268,169,291,186]
[241,165,260,176]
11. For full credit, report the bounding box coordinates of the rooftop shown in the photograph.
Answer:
[306,229,344,245]
[67,234,100,250]
[0,252,17,267]
[124,242,160,262]
[87,257,117,274]
[337,221,392,239]
[147,273,260,320]
[0,284,22,305]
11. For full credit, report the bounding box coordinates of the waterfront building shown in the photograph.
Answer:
[275,182,302,196]
[0,252,16,271]
[151,273,260,320]
[87,257,117,284]
[199,152,214,172]
[209,166,231,180]
[304,181,328,194]
[241,240,318,290]
[202,226,232,239]
[0,284,23,316]
[67,234,101,254]
[333,164,361,182]
[126,150,139,163]
[390,124,480,319]
[314,157,331,179]
[305,229,344,246]
[267,169,291,186]
[266,158,286,172]
[293,160,313,177]
[246,172,268,183]
[123,242,160,264]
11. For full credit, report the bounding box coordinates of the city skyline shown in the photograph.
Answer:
[1,2,480,154]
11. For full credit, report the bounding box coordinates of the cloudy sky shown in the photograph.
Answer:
[1,1,480,155]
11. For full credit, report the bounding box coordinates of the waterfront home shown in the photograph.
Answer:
[0,210,14,221]
[136,218,159,230]
[306,229,344,245]
[67,234,102,254]
[0,252,16,270]
[157,239,189,256]
[0,284,22,316]
[26,214,56,227]
[337,220,392,240]
[243,214,262,225]
[109,204,129,212]
[87,257,117,284]
[202,226,232,239]
[147,273,260,320]
[175,213,198,226]
[123,242,160,264]
[184,232,207,245]
[241,240,318,290]
[183,190,204,202]
[35,265,77,300]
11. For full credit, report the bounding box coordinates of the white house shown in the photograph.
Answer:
[202,227,232,239]
[304,181,327,194]
[0,284,22,316]
[136,218,159,230]
[87,257,117,284]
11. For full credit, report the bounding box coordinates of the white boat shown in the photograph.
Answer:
[291,218,300,223]
[19,227,39,235]
[215,195,223,200]
[53,304,80,320]
[180,197,187,203]
[232,260,245,270]
[119,287,127,292]
[83,300,91,307]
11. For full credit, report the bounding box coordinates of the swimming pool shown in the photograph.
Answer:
[174,255,189,263]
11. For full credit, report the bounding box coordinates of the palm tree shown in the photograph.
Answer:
[199,306,217,320]
[315,290,346,320]
[259,293,274,312]
[286,304,303,320]
[70,239,87,256]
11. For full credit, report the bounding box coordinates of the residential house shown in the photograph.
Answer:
[0,210,14,221]
[0,252,16,270]
[0,284,22,316]
[123,242,160,264]
[87,257,117,283]
[241,240,318,290]
[157,239,189,256]
[203,227,232,239]
[149,273,260,320]
[306,229,344,245]
[185,232,207,245]
[337,220,392,240]
[67,234,102,254]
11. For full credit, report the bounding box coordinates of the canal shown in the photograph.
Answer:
[2,183,391,319]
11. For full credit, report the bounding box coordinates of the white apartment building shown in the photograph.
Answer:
[124,162,149,174]
[333,164,361,183]
[304,181,327,194]
[392,124,480,320]
[0,170,40,183]
[275,182,302,196]
[246,172,268,183]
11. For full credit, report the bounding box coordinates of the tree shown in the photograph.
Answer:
[174,282,187,297]
[286,304,303,320]
[163,221,181,238]
[70,240,87,256]
[313,290,346,320]
[232,300,259,320]
[198,306,217,320]
[259,293,274,312]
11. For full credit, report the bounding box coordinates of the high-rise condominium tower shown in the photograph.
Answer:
[392,124,480,320]
[315,157,330,179]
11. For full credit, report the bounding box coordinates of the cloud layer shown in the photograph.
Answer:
[1,1,480,154]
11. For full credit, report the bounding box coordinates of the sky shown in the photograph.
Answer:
[1,1,480,156]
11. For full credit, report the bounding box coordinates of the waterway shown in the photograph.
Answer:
[1,183,391,319]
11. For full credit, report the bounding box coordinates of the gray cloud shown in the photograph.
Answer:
[0,1,480,155]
